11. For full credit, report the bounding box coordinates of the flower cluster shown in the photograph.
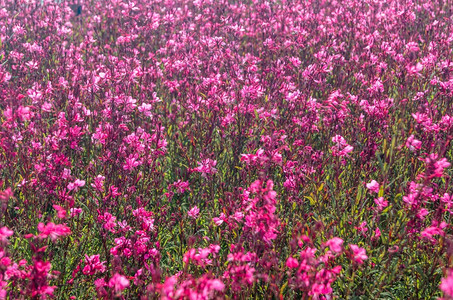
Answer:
[0,0,452,298]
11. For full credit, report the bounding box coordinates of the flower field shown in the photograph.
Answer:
[0,0,453,298]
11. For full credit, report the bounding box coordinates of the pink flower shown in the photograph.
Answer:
[416,208,429,220]
[75,179,86,186]
[350,244,367,264]
[94,278,106,289]
[421,221,447,242]
[0,256,11,267]
[331,135,353,157]
[123,154,142,171]
[70,208,82,217]
[0,188,13,202]
[42,102,52,112]
[213,213,227,226]
[67,179,86,191]
[17,105,34,121]
[98,212,117,233]
[311,282,332,296]
[188,206,200,219]
[441,270,453,297]
[172,180,190,193]
[355,221,368,236]
[324,237,344,253]
[425,154,451,178]
[374,197,388,211]
[406,135,422,151]
[406,62,423,76]
[83,254,106,275]
[37,222,71,241]
[366,180,380,193]
[108,273,130,292]
[286,257,299,268]
[434,158,451,178]
[208,279,225,292]
[91,175,105,192]
[53,205,67,219]
[192,159,218,177]
[373,228,381,240]
[0,227,13,244]
[161,275,178,299]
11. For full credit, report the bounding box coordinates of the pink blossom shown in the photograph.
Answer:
[366,180,380,193]
[331,135,353,157]
[355,222,368,236]
[188,206,200,219]
[441,270,453,297]
[374,197,388,211]
[406,42,419,52]
[192,159,218,177]
[286,257,299,268]
[91,175,105,192]
[70,208,83,217]
[98,212,117,233]
[324,237,344,253]
[421,221,447,242]
[406,135,422,151]
[94,278,106,289]
[172,180,190,193]
[67,179,86,191]
[108,273,130,292]
[37,222,71,241]
[53,205,67,219]
[17,105,34,121]
[350,244,368,264]
[83,254,106,275]
[213,213,227,226]
[0,188,13,202]
[373,228,381,240]
[0,227,13,244]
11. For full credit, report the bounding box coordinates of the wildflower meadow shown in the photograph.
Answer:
[0,0,453,298]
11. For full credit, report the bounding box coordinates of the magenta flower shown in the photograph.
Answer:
[37,222,71,241]
[192,159,218,178]
[82,254,106,276]
[98,212,117,233]
[406,135,422,151]
[91,175,105,192]
[67,179,86,191]
[441,270,453,297]
[1,0,452,297]
[286,257,299,268]
[421,221,447,243]
[17,105,34,121]
[331,135,353,157]
[324,237,344,253]
[366,180,380,193]
[108,273,130,292]
[373,228,381,240]
[53,205,67,219]
[0,227,13,244]
[212,213,227,226]
[70,208,83,217]
[374,197,388,211]
[350,244,368,264]
[188,206,200,219]
[0,188,13,202]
